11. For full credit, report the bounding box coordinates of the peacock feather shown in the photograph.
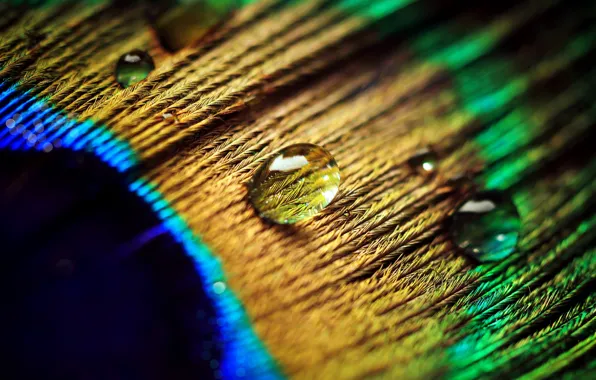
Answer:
[1,0,595,379]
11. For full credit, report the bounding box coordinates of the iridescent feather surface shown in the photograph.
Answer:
[0,0,595,379]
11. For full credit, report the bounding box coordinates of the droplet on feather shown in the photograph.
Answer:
[450,191,520,262]
[249,144,340,224]
[115,50,154,88]
[407,147,438,174]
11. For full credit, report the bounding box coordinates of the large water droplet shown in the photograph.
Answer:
[115,50,154,88]
[153,1,240,52]
[450,191,520,262]
[407,147,438,174]
[249,143,340,224]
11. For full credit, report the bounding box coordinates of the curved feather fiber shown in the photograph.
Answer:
[0,0,595,378]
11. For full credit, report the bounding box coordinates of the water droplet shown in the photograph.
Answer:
[212,281,226,294]
[115,50,155,88]
[42,142,53,152]
[407,147,438,174]
[249,143,340,224]
[162,112,179,123]
[5,119,15,128]
[153,2,239,52]
[450,191,520,262]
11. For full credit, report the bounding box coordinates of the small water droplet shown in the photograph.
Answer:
[249,143,340,224]
[5,119,15,128]
[450,191,520,262]
[212,281,226,295]
[407,147,438,174]
[115,50,155,88]
[42,142,53,152]
[162,112,179,123]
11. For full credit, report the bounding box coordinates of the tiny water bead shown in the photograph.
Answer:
[249,143,341,224]
[115,50,155,88]
[450,191,521,262]
[407,147,438,174]
[162,111,179,124]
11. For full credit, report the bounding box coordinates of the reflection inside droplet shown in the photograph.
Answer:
[450,191,521,262]
[115,50,155,88]
[249,143,341,224]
